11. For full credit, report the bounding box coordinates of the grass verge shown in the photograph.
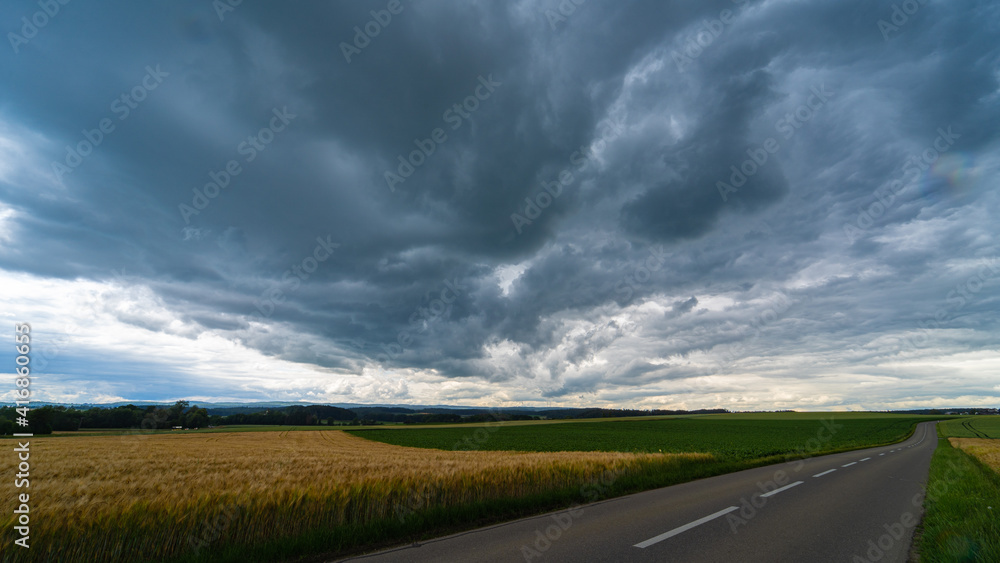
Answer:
[916,427,1000,562]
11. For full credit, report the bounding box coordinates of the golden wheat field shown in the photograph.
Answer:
[950,437,1000,473]
[0,430,710,562]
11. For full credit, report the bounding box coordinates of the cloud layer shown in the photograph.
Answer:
[1,0,998,409]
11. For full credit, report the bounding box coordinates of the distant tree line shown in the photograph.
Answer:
[893,408,999,415]
[0,403,729,435]
[348,406,728,423]
[349,409,541,424]
[0,402,356,435]
[554,408,728,419]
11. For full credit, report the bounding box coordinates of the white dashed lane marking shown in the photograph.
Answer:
[760,481,803,498]
[634,506,739,548]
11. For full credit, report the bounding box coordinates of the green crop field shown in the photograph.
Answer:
[348,414,936,460]
[937,415,1000,439]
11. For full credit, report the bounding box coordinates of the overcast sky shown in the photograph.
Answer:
[1,0,998,410]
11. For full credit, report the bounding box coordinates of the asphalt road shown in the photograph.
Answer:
[337,421,937,563]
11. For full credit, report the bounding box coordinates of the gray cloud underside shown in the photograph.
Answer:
[1,0,998,406]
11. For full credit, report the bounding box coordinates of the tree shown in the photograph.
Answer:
[167,401,190,425]
[49,406,83,431]
[184,407,209,429]
[285,406,308,425]
[27,406,54,435]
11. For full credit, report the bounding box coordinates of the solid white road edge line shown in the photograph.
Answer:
[634,506,739,548]
[760,480,804,498]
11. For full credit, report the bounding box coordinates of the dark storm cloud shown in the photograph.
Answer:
[1,0,998,407]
